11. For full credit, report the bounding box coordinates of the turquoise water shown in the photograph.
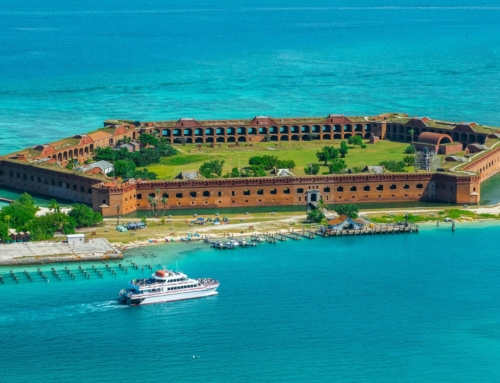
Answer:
[1,1,500,155]
[0,186,74,208]
[2,1,500,380]
[2,223,500,381]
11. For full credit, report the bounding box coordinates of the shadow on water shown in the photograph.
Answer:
[480,172,500,205]
[117,200,454,218]
[0,186,78,208]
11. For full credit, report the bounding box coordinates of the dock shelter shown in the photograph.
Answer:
[327,215,366,231]
[66,234,85,244]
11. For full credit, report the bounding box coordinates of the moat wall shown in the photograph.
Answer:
[0,159,483,216]
[91,173,481,216]
[0,161,102,205]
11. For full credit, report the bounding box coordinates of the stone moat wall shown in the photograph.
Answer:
[92,173,481,216]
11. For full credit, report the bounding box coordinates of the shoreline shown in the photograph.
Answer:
[3,204,500,266]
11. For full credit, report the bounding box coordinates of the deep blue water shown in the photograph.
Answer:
[2,223,500,382]
[1,0,500,155]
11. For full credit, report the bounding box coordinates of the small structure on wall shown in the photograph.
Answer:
[414,147,441,172]
[466,143,488,154]
[77,160,114,175]
[414,132,462,155]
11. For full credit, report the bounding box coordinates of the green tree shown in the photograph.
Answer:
[68,204,103,227]
[157,142,178,157]
[161,196,168,216]
[405,145,416,154]
[408,129,415,145]
[134,168,157,180]
[403,155,415,167]
[307,208,325,223]
[328,158,347,174]
[351,166,363,173]
[113,159,137,179]
[4,214,11,228]
[348,135,363,146]
[248,165,267,177]
[0,221,9,242]
[48,199,60,213]
[139,133,159,147]
[65,158,77,170]
[276,159,296,170]
[380,160,407,172]
[248,155,278,170]
[316,146,339,165]
[333,204,359,218]
[339,141,349,158]
[199,160,225,178]
[230,167,241,177]
[304,163,320,175]
[0,193,38,230]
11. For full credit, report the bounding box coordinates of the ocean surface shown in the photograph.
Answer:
[1,223,500,382]
[1,0,500,155]
[2,1,500,381]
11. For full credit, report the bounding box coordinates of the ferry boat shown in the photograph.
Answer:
[118,269,219,305]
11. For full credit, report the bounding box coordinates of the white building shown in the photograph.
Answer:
[66,234,85,244]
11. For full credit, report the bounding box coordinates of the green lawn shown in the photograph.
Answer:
[139,140,414,179]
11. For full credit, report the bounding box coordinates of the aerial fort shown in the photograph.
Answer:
[1,113,499,216]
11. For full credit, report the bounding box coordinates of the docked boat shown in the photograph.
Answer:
[118,269,219,305]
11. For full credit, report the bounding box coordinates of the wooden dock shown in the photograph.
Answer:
[324,224,419,237]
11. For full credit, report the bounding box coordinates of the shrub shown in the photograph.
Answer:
[199,160,225,178]
[333,204,359,218]
[304,163,320,175]
[379,160,407,172]
[307,208,325,223]
[405,145,416,154]
[328,158,347,174]
[403,155,415,167]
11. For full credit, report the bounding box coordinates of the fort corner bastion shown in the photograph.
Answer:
[1,112,499,217]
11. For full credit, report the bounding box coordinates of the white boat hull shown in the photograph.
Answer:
[120,286,218,305]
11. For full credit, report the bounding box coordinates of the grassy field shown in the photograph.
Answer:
[369,209,498,224]
[81,211,307,244]
[139,140,415,179]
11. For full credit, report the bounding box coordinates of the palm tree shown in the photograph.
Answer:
[408,129,415,145]
[148,196,154,215]
[48,199,60,213]
[114,204,121,226]
[4,215,11,228]
[54,213,69,232]
[161,196,168,216]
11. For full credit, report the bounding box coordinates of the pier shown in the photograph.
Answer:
[206,223,418,251]
[0,238,122,266]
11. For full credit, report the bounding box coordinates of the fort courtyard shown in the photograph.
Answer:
[1,112,500,216]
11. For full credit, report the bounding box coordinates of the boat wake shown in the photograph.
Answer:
[0,300,127,323]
